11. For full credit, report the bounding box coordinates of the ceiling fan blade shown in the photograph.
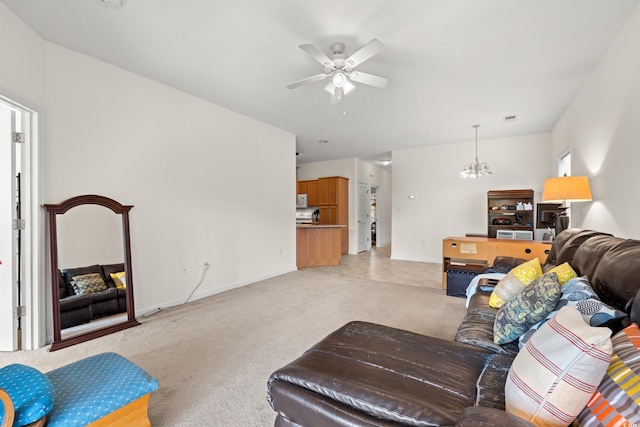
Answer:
[286,73,330,89]
[344,39,385,69]
[299,44,334,68]
[349,71,389,89]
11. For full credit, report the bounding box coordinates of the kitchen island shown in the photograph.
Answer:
[296,224,346,269]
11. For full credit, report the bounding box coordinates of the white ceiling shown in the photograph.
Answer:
[3,0,638,168]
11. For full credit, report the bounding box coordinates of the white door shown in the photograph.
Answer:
[357,183,369,252]
[0,105,18,350]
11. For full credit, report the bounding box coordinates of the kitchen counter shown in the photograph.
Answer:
[296,224,346,268]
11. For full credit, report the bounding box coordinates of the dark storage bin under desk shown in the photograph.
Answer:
[444,261,486,298]
[446,269,479,297]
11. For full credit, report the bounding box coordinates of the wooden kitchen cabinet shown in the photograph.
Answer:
[296,225,345,268]
[299,176,349,254]
[319,206,338,225]
[318,178,329,205]
[318,177,348,254]
[327,177,339,205]
[297,180,308,195]
[307,180,319,206]
[297,180,320,206]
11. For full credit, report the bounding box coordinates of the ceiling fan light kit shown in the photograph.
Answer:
[287,39,389,105]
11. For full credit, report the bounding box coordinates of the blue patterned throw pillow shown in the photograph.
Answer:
[518,276,628,349]
[493,272,560,345]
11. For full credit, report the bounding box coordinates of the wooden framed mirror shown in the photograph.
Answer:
[44,195,139,351]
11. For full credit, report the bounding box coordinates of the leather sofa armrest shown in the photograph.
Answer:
[477,278,499,292]
[455,407,535,427]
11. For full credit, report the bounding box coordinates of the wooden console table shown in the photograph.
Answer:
[442,236,552,289]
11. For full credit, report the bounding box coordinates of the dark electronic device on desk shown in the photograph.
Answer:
[536,203,563,239]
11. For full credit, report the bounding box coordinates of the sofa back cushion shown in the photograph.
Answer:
[544,229,596,269]
[591,239,640,310]
[571,235,624,279]
[58,270,70,298]
[547,230,612,270]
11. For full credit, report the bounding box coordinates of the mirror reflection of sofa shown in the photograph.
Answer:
[58,263,127,329]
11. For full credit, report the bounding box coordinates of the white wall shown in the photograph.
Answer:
[552,4,640,239]
[392,133,552,263]
[0,3,45,105]
[43,43,297,313]
[1,3,297,346]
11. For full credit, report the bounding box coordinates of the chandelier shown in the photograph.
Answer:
[460,124,492,178]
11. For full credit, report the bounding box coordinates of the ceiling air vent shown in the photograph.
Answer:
[95,0,125,8]
[503,114,518,123]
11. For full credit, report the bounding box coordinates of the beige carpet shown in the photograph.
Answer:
[0,253,467,426]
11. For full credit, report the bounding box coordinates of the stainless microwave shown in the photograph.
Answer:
[296,194,308,208]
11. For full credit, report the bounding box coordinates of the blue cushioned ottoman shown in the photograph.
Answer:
[0,364,55,427]
[44,352,158,427]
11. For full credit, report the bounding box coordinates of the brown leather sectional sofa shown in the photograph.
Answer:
[267,229,640,426]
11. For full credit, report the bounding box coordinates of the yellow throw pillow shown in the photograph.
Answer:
[488,258,542,309]
[489,270,525,308]
[110,271,126,289]
[546,262,577,285]
[511,258,542,285]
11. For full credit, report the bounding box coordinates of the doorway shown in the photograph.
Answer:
[370,186,377,247]
[0,94,42,351]
[357,183,369,253]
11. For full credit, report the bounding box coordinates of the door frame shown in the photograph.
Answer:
[357,182,369,253]
[1,91,44,350]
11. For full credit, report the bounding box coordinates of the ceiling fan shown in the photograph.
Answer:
[287,39,389,105]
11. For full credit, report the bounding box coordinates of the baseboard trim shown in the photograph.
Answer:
[138,266,298,317]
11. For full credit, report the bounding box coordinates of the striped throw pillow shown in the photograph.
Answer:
[505,306,613,426]
[573,323,640,426]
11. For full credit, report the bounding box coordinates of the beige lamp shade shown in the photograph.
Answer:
[541,175,592,203]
